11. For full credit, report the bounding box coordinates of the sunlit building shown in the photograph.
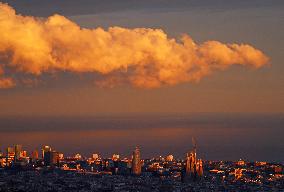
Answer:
[58,153,64,160]
[32,150,39,160]
[74,153,82,160]
[182,137,203,182]
[196,159,203,177]
[42,145,51,159]
[92,153,99,160]
[235,168,243,180]
[166,154,174,162]
[14,144,22,160]
[132,146,141,175]
[237,159,245,166]
[112,154,120,161]
[44,151,59,166]
[6,147,15,166]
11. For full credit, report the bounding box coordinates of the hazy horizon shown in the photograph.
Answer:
[0,113,283,162]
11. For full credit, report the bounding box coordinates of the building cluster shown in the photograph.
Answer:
[0,143,283,191]
[182,138,203,182]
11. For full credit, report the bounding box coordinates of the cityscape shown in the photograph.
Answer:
[1,0,284,191]
[0,140,283,191]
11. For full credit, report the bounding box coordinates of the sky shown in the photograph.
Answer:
[0,0,283,116]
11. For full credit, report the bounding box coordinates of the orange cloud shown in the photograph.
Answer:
[0,3,269,89]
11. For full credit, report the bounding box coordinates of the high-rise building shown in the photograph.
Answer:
[196,159,203,177]
[32,150,39,160]
[132,146,141,175]
[42,146,51,159]
[14,144,22,160]
[44,151,59,166]
[6,147,15,166]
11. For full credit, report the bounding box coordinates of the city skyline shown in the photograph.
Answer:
[0,113,283,162]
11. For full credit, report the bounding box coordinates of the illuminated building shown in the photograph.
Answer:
[14,144,22,160]
[237,160,245,166]
[74,153,82,160]
[58,153,64,160]
[32,150,39,160]
[185,152,196,175]
[132,146,141,175]
[44,151,59,166]
[112,154,120,161]
[166,155,174,162]
[21,150,27,158]
[6,147,15,166]
[182,137,203,182]
[42,145,51,159]
[92,153,99,160]
[234,168,243,180]
[196,159,203,177]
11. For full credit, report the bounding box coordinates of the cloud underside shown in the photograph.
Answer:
[0,3,269,89]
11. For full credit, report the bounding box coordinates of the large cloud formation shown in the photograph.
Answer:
[0,3,269,89]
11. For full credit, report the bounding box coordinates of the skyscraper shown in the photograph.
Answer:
[32,150,39,161]
[42,145,51,159]
[44,151,59,166]
[6,147,15,166]
[14,144,22,161]
[196,159,203,177]
[132,146,141,175]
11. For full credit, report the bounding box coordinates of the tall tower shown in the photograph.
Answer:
[32,150,39,161]
[185,152,195,175]
[182,137,201,182]
[196,159,203,177]
[42,145,51,159]
[192,137,197,166]
[14,144,22,161]
[132,146,141,175]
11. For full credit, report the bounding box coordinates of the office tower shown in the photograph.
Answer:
[42,145,51,159]
[32,150,39,160]
[196,159,203,177]
[192,137,197,166]
[44,151,59,166]
[51,151,59,165]
[6,147,15,166]
[14,144,22,160]
[132,146,141,175]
